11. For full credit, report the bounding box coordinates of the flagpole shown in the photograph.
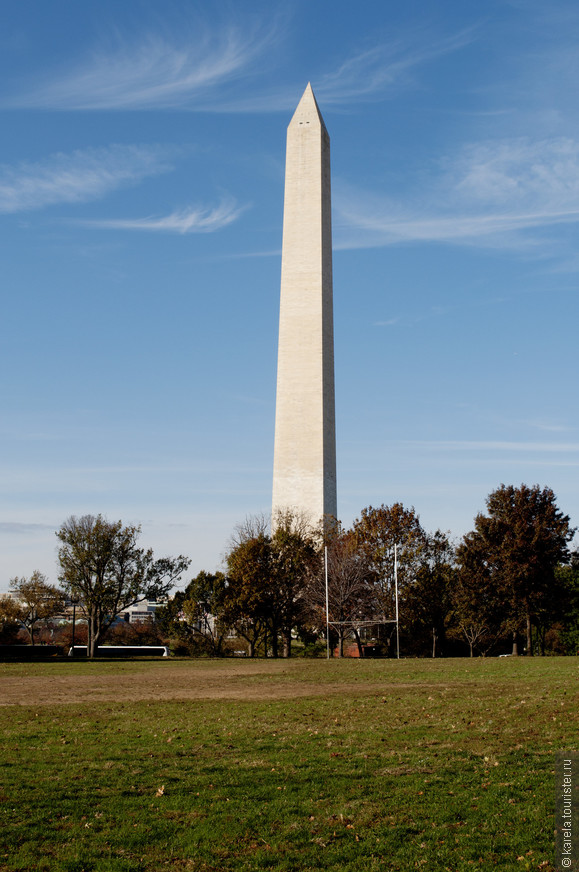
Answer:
[325,546,330,660]
[395,543,400,659]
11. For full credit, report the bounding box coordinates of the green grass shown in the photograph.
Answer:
[0,658,577,871]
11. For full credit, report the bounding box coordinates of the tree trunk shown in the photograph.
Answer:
[352,627,363,658]
[271,623,279,658]
[89,614,100,658]
[282,628,291,658]
[512,632,519,656]
[526,611,533,656]
[432,627,437,658]
[469,640,473,657]
[338,629,344,658]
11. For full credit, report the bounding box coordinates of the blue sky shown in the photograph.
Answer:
[2,0,578,590]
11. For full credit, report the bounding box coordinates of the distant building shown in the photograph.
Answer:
[118,599,166,624]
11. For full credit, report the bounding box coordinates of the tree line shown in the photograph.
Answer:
[1,484,578,658]
[0,515,190,657]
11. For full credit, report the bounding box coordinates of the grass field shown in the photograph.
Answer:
[0,657,577,871]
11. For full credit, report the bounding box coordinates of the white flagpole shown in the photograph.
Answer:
[325,546,330,660]
[395,543,400,659]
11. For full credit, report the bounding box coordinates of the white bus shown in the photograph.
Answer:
[68,645,169,657]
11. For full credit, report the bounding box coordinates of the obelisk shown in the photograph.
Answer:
[272,83,337,527]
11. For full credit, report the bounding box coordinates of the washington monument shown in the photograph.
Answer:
[272,84,337,526]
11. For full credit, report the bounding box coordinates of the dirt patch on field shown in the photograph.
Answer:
[0,662,431,707]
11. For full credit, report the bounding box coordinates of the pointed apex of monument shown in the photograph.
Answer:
[289,82,328,135]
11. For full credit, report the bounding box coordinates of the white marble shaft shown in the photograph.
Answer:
[272,84,337,526]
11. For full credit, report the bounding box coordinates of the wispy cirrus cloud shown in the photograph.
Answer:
[409,440,579,452]
[314,29,475,105]
[521,419,571,433]
[213,28,477,112]
[2,14,474,113]
[335,137,579,251]
[0,522,55,535]
[75,198,246,234]
[373,318,399,327]
[0,145,173,213]
[3,16,283,111]
[449,138,579,210]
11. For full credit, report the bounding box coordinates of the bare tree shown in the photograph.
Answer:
[305,533,373,656]
[228,513,270,549]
